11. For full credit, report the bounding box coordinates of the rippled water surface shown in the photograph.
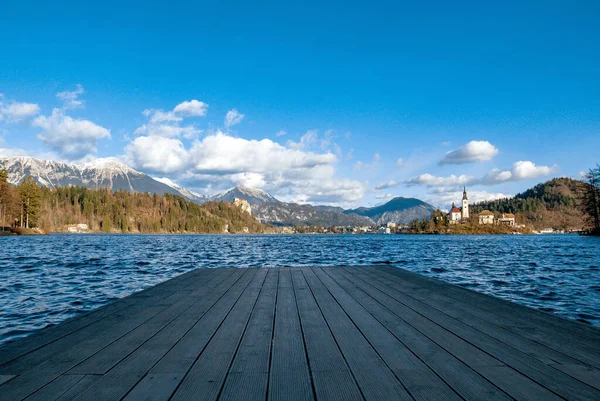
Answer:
[1,234,599,345]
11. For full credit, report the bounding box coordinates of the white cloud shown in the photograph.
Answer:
[406,173,476,187]
[56,84,85,110]
[396,158,405,167]
[276,130,287,137]
[375,180,399,190]
[426,188,512,209]
[287,130,318,150]
[224,109,244,128]
[190,131,336,174]
[0,147,28,158]
[440,140,499,164]
[481,161,559,185]
[0,101,40,122]
[173,100,208,117]
[33,109,111,159]
[124,130,365,204]
[375,193,393,200]
[125,136,189,173]
[138,99,208,138]
[143,109,181,124]
[354,152,380,170]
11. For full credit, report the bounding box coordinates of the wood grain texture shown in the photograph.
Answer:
[0,265,597,401]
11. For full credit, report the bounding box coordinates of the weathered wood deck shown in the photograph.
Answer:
[0,266,599,401]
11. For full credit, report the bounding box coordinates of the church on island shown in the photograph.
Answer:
[448,187,469,224]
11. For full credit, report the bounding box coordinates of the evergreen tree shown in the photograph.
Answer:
[581,164,600,231]
[17,177,41,228]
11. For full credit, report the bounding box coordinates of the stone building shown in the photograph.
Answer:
[478,210,495,225]
[497,213,516,226]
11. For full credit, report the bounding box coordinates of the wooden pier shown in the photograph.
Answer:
[0,266,599,401]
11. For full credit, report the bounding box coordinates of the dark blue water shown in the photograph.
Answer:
[1,234,599,345]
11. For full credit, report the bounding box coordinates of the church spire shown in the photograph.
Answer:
[462,186,468,200]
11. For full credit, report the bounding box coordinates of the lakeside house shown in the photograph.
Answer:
[478,210,495,225]
[497,213,516,226]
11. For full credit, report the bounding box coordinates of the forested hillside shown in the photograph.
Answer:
[0,171,264,234]
[470,178,586,230]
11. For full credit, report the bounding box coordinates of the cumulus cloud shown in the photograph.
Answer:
[125,130,365,204]
[138,99,208,138]
[33,109,111,159]
[190,131,336,174]
[406,173,476,187]
[440,140,499,164]
[0,101,40,122]
[224,109,244,128]
[481,161,559,185]
[125,136,189,173]
[276,130,287,137]
[173,100,208,117]
[375,180,399,190]
[56,84,85,110]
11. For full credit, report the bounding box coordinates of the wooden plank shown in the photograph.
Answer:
[70,269,257,401]
[0,282,191,376]
[170,269,268,401]
[376,266,600,368]
[0,303,171,401]
[218,372,269,401]
[370,267,596,367]
[312,268,461,401]
[268,268,313,401]
[0,375,15,386]
[69,268,235,374]
[300,268,412,401]
[290,268,364,401]
[23,374,87,401]
[123,374,182,401]
[550,363,600,391]
[54,375,100,401]
[350,267,600,401]
[0,268,209,367]
[380,266,600,353]
[342,267,563,401]
[323,267,511,401]
[218,269,279,401]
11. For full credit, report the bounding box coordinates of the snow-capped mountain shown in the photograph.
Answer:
[0,156,437,227]
[211,185,280,205]
[0,156,193,199]
[153,177,208,203]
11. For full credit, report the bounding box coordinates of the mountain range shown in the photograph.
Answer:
[0,156,435,226]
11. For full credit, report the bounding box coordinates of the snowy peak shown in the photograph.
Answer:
[0,156,193,200]
[154,177,207,203]
[212,185,280,205]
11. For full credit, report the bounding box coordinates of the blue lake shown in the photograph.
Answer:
[1,234,599,345]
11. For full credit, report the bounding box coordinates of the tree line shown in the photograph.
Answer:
[0,171,264,234]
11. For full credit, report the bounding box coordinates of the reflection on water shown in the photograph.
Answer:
[0,234,599,345]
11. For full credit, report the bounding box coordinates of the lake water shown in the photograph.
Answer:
[0,234,599,345]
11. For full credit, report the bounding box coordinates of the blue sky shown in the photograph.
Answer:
[1,1,599,207]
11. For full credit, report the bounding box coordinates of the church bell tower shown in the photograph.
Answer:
[462,186,469,219]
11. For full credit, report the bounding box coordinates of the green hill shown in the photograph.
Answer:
[471,178,586,230]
